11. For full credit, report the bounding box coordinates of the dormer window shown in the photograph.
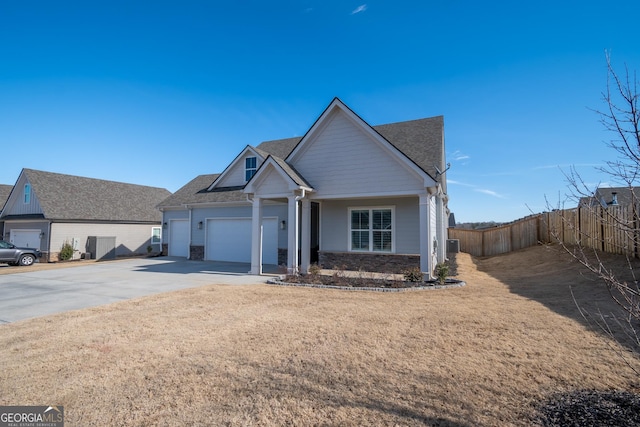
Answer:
[24,183,31,204]
[245,157,257,181]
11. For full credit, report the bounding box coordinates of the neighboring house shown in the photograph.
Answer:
[0,184,13,238]
[579,186,639,208]
[0,169,171,261]
[157,98,449,277]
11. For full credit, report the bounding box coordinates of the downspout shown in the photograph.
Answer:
[47,221,52,263]
[426,186,439,281]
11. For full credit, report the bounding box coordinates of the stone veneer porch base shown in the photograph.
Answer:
[318,251,420,274]
[175,247,420,274]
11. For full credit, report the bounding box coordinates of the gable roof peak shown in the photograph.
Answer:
[207,145,267,191]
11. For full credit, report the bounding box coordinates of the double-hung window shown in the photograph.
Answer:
[349,207,394,252]
[151,227,162,245]
[245,157,257,181]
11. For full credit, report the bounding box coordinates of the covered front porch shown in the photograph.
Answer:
[248,192,444,279]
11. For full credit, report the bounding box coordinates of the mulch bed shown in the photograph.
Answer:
[276,253,462,290]
[534,389,640,426]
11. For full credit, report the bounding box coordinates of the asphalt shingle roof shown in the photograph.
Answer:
[269,156,312,188]
[157,174,250,207]
[580,186,640,207]
[374,116,445,183]
[160,112,445,208]
[255,137,301,159]
[0,184,12,211]
[20,169,171,222]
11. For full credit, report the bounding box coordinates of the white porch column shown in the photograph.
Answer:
[287,195,299,274]
[250,197,263,275]
[300,198,311,274]
[419,193,432,279]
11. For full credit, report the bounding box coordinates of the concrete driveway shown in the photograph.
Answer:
[0,257,278,324]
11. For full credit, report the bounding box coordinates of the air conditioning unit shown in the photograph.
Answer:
[446,239,460,253]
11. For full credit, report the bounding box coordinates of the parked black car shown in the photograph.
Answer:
[0,240,42,266]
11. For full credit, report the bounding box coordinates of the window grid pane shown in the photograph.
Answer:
[245,157,257,181]
[351,210,369,230]
[351,231,369,250]
[373,210,391,230]
[373,230,392,251]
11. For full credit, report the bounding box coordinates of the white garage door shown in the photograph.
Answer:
[206,218,277,264]
[10,230,41,249]
[169,219,189,257]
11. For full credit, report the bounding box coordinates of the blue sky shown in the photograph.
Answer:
[1,1,638,223]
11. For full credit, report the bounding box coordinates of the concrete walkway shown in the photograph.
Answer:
[0,257,277,323]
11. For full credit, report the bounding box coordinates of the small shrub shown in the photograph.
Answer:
[434,263,450,285]
[308,263,321,277]
[59,241,74,261]
[147,245,153,254]
[331,264,349,286]
[403,266,424,282]
[278,264,289,275]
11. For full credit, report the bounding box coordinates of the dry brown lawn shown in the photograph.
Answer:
[1,244,639,426]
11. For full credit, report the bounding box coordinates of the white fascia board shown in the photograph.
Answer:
[342,115,432,186]
[244,157,310,194]
[182,199,285,209]
[2,218,49,224]
[287,98,433,187]
[285,98,344,162]
[207,146,264,191]
[183,201,249,209]
[309,189,430,200]
[251,192,293,199]
[2,171,27,217]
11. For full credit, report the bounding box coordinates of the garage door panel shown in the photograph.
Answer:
[10,230,41,249]
[207,218,277,264]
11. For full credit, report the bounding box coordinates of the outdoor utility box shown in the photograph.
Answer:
[447,239,460,254]
[87,236,117,260]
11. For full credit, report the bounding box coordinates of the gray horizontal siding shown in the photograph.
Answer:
[320,197,420,254]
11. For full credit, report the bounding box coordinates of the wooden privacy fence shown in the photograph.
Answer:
[448,205,640,257]
[448,215,543,257]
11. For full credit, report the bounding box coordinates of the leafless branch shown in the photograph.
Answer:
[547,53,640,376]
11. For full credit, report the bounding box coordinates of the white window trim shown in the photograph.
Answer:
[151,226,162,245]
[347,206,395,253]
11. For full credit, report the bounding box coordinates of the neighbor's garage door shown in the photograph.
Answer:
[10,230,41,249]
[169,219,189,257]
[206,218,277,264]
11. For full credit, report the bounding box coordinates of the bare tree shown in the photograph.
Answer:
[553,53,640,373]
